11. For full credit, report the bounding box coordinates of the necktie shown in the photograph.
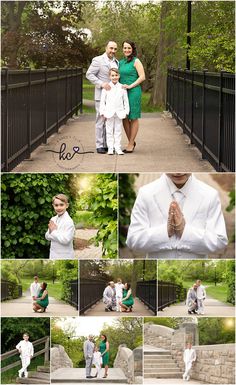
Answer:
[173,190,185,209]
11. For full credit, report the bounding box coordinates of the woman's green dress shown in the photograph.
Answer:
[99,340,109,366]
[122,289,134,307]
[36,289,49,308]
[119,57,142,120]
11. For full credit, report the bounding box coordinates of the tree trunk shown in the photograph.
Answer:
[149,2,170,108]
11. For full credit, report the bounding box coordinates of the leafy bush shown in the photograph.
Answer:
[1,174,75,259]
[226,260,235,305]
[119,174,138,247]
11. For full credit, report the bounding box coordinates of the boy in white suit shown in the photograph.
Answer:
[16,333,34,378]
[100,68,130,155]
[92,346,103,378]
[45,194,75,259]
[30,275,41,301]
[196,279,206,315]
[126,173,228,258]
[115,278,124,312]
[183,342,196,381]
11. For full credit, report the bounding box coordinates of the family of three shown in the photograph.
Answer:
[83,334,110,379]
[103,279,134,312]
[86,40,145,155]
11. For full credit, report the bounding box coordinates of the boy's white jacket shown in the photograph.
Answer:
[16,340,34,358]
[184,348,196,363]
[126,174,228,259]
[99,81,130,119]
[45,211,75,259]
[197,285,206,299]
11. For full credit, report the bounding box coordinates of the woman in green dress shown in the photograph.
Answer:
[99,334,110,378]
[120,283,134,312]
[119,40,145,153]
[33,282,49,313]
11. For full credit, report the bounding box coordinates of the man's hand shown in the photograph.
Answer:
[102,82,111,91]
[48,220,57,233]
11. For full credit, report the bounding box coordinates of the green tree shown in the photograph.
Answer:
[198,318,235,345]
[1,173,75,258]
[119,174,137,247]
[56,260,78,303]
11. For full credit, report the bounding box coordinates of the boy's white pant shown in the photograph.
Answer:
[183,361,192,379]
[19,356,31,377]
[95,363,102,378]
[105,115,122,151]
[116,295,122,311]
[197,299,204,314]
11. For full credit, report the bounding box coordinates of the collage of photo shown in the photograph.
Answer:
[1,1,235,385]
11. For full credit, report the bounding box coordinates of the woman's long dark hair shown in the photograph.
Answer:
[125,283,131,290]
[42,282,47,290]
[122,40,137,62]
[101,334,107,342]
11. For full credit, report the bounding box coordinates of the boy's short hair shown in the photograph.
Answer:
[23,333,29,337]
[52,194,69,204]
[109,68,120,75]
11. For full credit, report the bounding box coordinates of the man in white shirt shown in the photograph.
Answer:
[183,342,196,381]
[86,41,119,154]
[30,275,41,301]
[16,333,34,378]
[115,278,125,312]
[103,281,116,311]
[100,68,129,155]
[126,173,228,258]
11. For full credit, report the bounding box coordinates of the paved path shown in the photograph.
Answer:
[75,228,102,259]
[145,380,209,384]
[158,294,235,317]
[1,290,78,317]
[13,112,213,173]
[51,368,127,383]
[81,297,155,316]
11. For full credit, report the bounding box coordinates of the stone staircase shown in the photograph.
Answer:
[144,349,182,379]
[16,365,50,384]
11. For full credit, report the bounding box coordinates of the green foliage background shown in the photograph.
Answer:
[1,173,75,259]
[119,174,137,247]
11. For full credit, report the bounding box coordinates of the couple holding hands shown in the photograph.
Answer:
[86,40,145,155]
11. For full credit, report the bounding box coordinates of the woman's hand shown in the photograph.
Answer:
[122,84,131,90]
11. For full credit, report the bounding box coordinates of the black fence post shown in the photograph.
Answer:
[177,67,181,125]
[43,66,48,144]
[166,67,169,111]
[201,69,208,158]
[56,66,59,132]
[80,69,83,114]
[190,69,195,144]
[3,67,9,171]
[26,67,32,158]
[170,67,174,114]
[183,69,187,134]
[217,70,224,171]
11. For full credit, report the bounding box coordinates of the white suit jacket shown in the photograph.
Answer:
[196,285,206,299]
[184,348,196,364]
[86,53,119,101]
[100,82,129,119]
[16,340,34,358]
[45,211,75,259]
[30,282,41,297]
[126,174,228,259]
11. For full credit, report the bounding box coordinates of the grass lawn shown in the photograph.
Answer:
[1,354,44,384]
[82,78,162,113]
[182,280,230,304]
[74,210,98,228]
[20,277,63,301]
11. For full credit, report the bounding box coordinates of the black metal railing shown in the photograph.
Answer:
[1,66,83,171]
[1,279,22,301]
[79,279,106,314]
[166,67,235,172]
[66,279,78,309]
[158,280,186,311]
[136,279,157,314]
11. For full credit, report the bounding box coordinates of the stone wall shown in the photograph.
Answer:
[144,322,235,384]
[113,344,143,384]
[191,344,235,385]
[51,344,73,372]
[144,323,173,350]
